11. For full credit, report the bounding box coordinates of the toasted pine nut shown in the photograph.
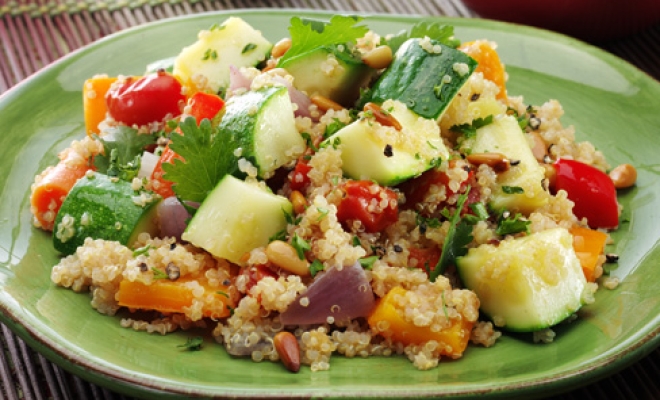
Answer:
[290,190,307,214]
[266,240,310,276]
[362,45,393,69]
[466,152,511,173]
[273,331,301,372]
[609,163,637,189]
[363,102,402,130]
[528,131,547,162]
[310,94,344,112]
[271,38,292,59]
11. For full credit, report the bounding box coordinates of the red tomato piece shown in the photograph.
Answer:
[150,145,183,198]
[106,71,186,126]
[188,91,225,124]
[337,180,399,233]
[408,246,441,272]
[398,167,479,216]
[288,159,312,192]
[553,158,619,229]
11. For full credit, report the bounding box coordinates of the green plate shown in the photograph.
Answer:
[1,9,659,399]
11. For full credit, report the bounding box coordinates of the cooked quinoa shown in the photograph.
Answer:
[38,18,625,374]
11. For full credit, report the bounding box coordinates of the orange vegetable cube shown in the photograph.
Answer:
[570,226,608,282]
[83,76,117,135]
[459,40,507,100]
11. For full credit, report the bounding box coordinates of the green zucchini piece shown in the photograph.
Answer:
[322,99,449,186]
[53,173,161,256]
[279,46,374,107]
[219,86,305,179]
[173,17,272,93]
[182,175,292,264]
[461,115,549,214]
[359,38,477,120]
[456,228,587,332]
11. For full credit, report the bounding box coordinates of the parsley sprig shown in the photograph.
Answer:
[385,21,461,53]
[450,115,494,138]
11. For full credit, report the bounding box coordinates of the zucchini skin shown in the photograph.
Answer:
[53,173,160,255]
[360,38,477,119]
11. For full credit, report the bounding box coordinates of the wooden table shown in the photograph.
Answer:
[1,1,659,398]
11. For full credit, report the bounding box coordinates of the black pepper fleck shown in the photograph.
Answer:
[384,144,394,157]
[419,222,427,234]
[393,244,403,253]
[166,262,181,280]
[606,253,619,263]
[510,159,521,166]
[139,262,148,272]
[470,93,480,101]
[170,242,177,250]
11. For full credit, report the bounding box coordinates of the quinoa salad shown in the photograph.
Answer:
[30,15,635,372]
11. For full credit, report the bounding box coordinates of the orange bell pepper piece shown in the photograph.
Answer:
[459,40,507,100]
[570,226,608,282]
[82,76,117,135]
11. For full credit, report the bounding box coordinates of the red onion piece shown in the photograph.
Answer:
[228,65,252,91]
[271,76,314,119]
[157,197,191,240]
[279,262,375,326]
[138,151,159,179]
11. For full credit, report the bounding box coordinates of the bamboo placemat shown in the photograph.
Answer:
[1,1,659,399]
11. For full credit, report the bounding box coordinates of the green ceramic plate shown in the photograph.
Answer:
[1,9,659,399]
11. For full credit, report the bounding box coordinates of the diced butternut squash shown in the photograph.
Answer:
[83,76,117,135]
[117,277,234,319]
[459,40,507,100]
[367,286,473,357]
[570,226,608,282]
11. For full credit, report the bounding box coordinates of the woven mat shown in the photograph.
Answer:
[1,1,660,399]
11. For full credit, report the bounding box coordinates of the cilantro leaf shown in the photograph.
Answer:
[496,212,531,236]
[386,21,461,54]
[450,115,494,138]
[93,126,156,177]
[177,336,203,351]
[278,15,369,65]
[430,187,474,281]
[502,185,524,194]
[291,234,311,260]
[310,259,324,277]
[358,256,379,270]
[162,117,234,204]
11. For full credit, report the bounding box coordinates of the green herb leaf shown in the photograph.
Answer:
[450,115,494,138]
[310,259,324,277]
[283,207,302,226]
[316,207,329,221]
[469,202,489,220]
[502,185,524,194]
[279,15,369,65]
[358,256,379,270]
[93,126,157,179]
[162,117,234,204]
[216,291,229,298]
[496,212,531,236]
[352,235,361,247]
[301,132,318,152]
[416,214,442,229]
[242,43,257,54]
[324,118,348,139]
[152,267,169,280]
[291,234,311,260]
[178,336,204,351]
[386,21,460,53]
[430,187,474,281]
[269,229,287,242]
[132,244,152,257]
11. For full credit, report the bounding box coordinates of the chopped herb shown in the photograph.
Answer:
[132,244,152,257]
[429,186,474,281]
[317,207,329,221]
[242,43,257,54]
[216,291,229,298]
[358,256,379,270]
[385,21,460,53]
[283,207,302,226]
[352,235,361,247]
[202,48,218,61]
[278,15,369,65]
[427,140,438,150]
[178,336,204,351]
[269,229,287,242]
[450,115,494,138]
[93,126,156,180]
[416,214,442,229]
[502,185,524,194]
[324,118,348,139]
[162,117,234,204]
[310,259,324,277]
[292,233,311,260]
[301,132,318,152]
[151,267,169,280]
[208,23,225,31]
[496,211,531,236]
[469,202,490,220]
[331,175,340,186]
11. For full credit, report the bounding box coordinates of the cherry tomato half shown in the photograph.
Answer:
[552,158,619,229]
[337,180,399,233]
[106,71,186,126]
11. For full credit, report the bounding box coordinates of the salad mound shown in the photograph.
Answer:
[31,15,632,372]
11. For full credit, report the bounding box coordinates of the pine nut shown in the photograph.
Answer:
[466,152,510,173]
[609,163,637,189]
[271,38,292,59]
[273,331,301,372]
[310,94,344,112]
[363,102,402,130]
[290,190,307,214]
[528,131,547,162]
[362,45,393,69]
[266,240,310,276]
